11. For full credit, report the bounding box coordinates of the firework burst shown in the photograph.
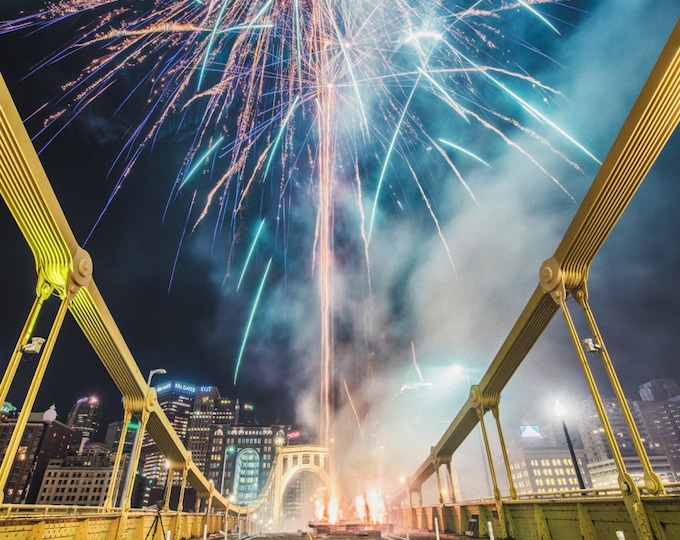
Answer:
[1,0,593,467]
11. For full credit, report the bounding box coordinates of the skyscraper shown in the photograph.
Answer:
[138,381,240,507]
[186,387,237,473]
[639,379,680,402]
[634,379,680,478]
[141,381,196,491]
[66,396,102,442]
[576,397,675,487]
[104,420,137,454]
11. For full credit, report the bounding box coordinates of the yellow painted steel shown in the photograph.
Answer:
[391,19,680,540]
[0,72,256,518]
[397,19,680,502]
[390,497,680,540]
[0,508,225,540]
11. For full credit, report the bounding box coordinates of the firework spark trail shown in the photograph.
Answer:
[179,135,225,189]
[1,0,596,490]
[405,160,458,275]
[438,138,492,168]
[262,95,301,179]
[234,257,273,384]
[344,378,364,437]
[367,70,423,244]
[1,0,594,256]
[168,191,197,293]
[237,220,267,292]
[518,0,561,35]
[410,341,424,382]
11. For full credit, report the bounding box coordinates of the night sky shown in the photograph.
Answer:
[0,1,679,498]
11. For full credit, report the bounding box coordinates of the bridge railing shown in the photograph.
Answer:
[0,504,226,539]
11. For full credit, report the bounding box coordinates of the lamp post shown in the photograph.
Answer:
[121,368,167,506]
[20,404,57,504]
[554,400,586,490]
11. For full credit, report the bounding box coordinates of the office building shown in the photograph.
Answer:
[140,381,197,490]
[639,379,680,402]
[576,397,676,487]
[206,424,290,503]
[66,396,102,442]
[35,442,125,506]
[633,379,680,478]
[0,408,74,504]
[137,381,240,506]
[186,387,237,472]
[509,421,589,494]
[104,420,137,454]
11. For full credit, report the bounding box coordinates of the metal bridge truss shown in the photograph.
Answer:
[0,71,236,538]
[390,19,680,540]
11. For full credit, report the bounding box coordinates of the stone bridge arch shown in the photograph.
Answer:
[270,445,330,523]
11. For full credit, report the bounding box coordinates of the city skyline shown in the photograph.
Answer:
[4,375,680,509]
[0,0,679,500]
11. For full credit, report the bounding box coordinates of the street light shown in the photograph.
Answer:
[120,368,167,506]
[20,404,57,503]
[554,400,586,490]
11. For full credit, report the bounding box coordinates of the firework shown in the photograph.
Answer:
[1,0,594,505]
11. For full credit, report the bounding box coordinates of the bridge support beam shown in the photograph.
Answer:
[444,459,456,504]
[472,388,510,539]
[432,452,457,532]
[174,463,189,540]
[533,505,552,540]
[122,401,150,511]
[472,387,500,500]
[0,276,52,407]
[432,449,445,505]
[104,407,132,510]
[204,480,215,532]
[164,466,174,511]
[578,503,598,540]
[491,404,517,500]
[0,271,82,503]
[574,285,665,496]
[544,270,657,540]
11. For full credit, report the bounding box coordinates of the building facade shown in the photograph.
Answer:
[186,386,237,472]
[576,396,677,487]
[35,443,125,506]
[104,420,137,454]
[0,410,74,504]
[141,381,197,490]
[206,424,290,504]
[509,421,589,495]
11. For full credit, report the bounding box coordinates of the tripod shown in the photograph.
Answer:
[145,509,167,540]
